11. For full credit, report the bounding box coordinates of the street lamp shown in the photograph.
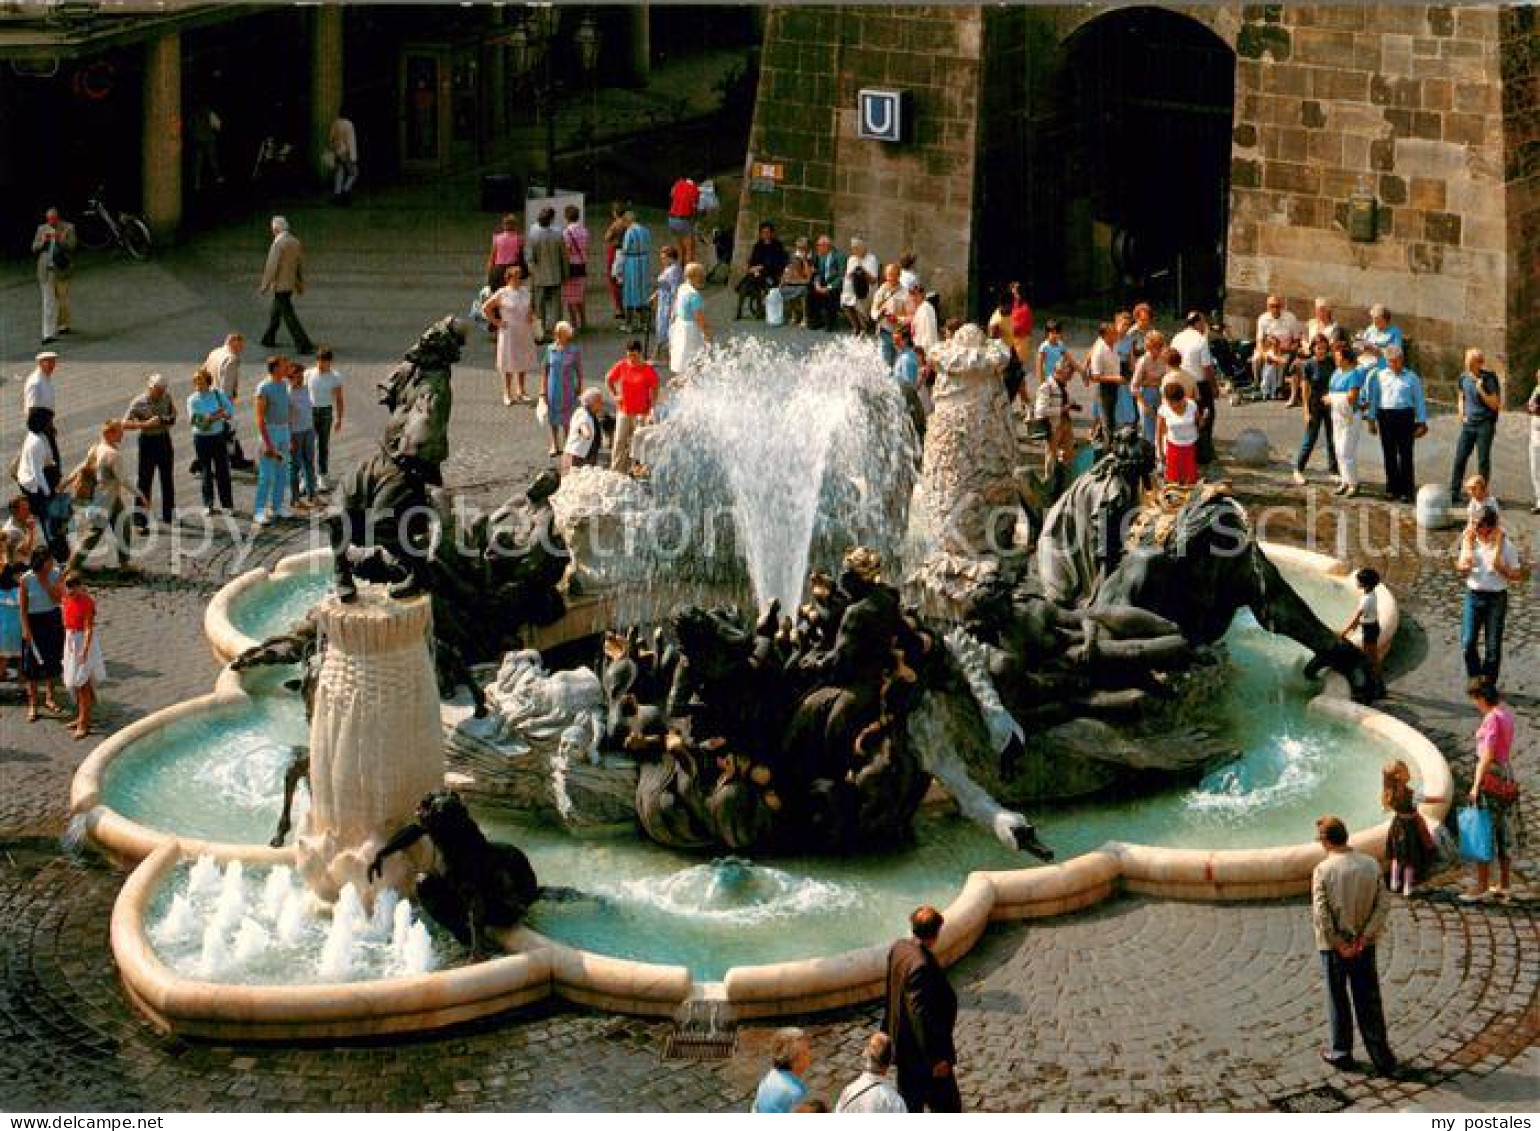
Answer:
[575,14,599,71]
[507,9,557,195]
[575,14,600,196]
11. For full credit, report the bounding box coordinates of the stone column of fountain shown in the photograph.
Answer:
[911,324,1021,620]
[295,589,444,904]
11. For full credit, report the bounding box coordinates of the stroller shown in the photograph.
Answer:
[706,226,733,285]
[1209,320,1263,404]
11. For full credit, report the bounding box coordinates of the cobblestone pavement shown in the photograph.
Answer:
[2,187,1535,1112]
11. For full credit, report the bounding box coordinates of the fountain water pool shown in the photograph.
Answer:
[121,566,1399,982]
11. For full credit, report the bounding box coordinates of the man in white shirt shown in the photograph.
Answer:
[1255,294,1304,403]
[22,350,61,466]
[835,1033,908,1113]
[16,415,61,559]
[1306,296,1340,349]
[22,351,57,417]
[1087,321,1124,445]
[202,333,251,470]
[906,282,939,351]
[305,347,345,490]
[1171,312,1218,464]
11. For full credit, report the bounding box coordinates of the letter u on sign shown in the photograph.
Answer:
[858,89,903,143]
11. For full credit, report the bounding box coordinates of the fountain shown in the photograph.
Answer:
[76,321,1450,1038]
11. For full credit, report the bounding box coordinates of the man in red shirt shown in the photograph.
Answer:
[605,339,660,474]
[667,176,700,267]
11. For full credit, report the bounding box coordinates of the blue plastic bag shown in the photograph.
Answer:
[1457,805,1494,863]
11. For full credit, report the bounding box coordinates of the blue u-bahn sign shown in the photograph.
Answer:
[857,89,906,143]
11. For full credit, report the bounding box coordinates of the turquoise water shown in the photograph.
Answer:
[101,694,311,845]
[111,563,1402,979]
[228,570,329,645]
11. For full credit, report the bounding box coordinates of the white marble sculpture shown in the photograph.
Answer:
[911,323,1021,617]
[296,589,445,904]
[483,649,606,765]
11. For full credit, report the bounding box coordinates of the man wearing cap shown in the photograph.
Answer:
[23,351,62,467]
[259,216,314,354]
[31,207,76,344]
[122,374,178,526]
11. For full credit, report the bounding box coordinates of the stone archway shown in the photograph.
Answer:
[975,4,1237,318]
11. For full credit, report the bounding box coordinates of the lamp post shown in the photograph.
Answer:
[508,6,558,196]
[575,14,600,197]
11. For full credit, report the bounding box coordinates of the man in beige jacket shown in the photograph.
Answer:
[259,216,314,353]
[32,207,77,344]
[1310,815,1397,1077]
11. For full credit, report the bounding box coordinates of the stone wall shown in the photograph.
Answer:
[735,5,984,312]
[1501,6,1539,397]
[740,4,1532,393]
[1224,4,1517,395]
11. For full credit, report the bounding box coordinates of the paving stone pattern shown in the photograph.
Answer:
[1,183,1535,1112]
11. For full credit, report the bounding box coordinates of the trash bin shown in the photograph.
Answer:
[480,174,521,213]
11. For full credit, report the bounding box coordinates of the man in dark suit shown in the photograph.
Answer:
[809,234,845,331]
[883,905,961,1112]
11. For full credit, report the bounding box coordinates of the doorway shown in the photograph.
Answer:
[977,7,1235,319]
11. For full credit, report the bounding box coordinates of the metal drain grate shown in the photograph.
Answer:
[1272,1085,1350,1113]
[662,997,738,1061]
[662,1028,739,1061]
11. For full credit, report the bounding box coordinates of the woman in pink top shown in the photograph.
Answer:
[561,204,590,331]
[1463,679,1518,902]
[486,213,525,290]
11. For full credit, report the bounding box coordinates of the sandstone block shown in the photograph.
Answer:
[1231,429,1271,467]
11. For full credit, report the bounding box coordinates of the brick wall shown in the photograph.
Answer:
[1224,4,1514,395]
[735,5,984,312]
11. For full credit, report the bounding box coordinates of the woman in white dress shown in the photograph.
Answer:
[482,265,539,405]
[669,262,711,378]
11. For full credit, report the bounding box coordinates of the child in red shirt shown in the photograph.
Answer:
[60,571,105,739]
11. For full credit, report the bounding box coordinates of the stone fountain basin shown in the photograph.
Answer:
[113,842,692,1040]
[108,684,1448,1037]
[86,543,1424,1036]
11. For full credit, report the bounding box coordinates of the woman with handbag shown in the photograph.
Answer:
[18,545,65,722]
[187,367,235,515]
[15,413,67,562]
[561,204,590,331]
[1462,679,1518,902]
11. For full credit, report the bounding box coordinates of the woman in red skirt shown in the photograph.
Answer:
[1157,382,1200,485]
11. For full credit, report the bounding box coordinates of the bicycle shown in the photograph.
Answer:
[76,186,152,261]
